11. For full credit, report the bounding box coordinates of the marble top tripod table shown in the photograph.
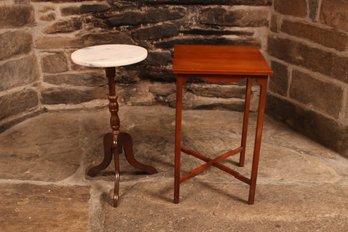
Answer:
[71,44,157,207]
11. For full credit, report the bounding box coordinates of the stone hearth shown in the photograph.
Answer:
[0,106,347,231]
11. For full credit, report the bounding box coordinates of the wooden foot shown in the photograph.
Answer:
[87,133,113,177]
[118,132,158,174]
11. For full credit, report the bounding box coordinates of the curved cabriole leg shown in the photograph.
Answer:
[118,132,157,174]
[87,133,113,177]
[113,148,120,207]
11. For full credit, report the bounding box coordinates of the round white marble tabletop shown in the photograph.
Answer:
[71,44,148,68]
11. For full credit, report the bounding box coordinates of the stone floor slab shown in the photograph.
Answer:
[0,113,85,181]
[101,181,348,232]
[0,106,347,231]
[82,107,342,185]
[0,183,90,232]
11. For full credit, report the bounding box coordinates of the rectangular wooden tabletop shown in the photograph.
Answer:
[173,45,272,76]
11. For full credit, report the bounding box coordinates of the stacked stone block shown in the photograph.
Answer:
[30,0,271,112]
[0,0,41,132]
[0,0,272,131]
[267,0,348,157]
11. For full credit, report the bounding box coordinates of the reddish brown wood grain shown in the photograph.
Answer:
[173,45,272,76]
[173,45,272,205]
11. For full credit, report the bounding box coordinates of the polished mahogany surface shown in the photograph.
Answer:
[173,45,272,76]
[173,44,272,205]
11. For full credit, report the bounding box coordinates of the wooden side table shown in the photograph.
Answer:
[173,45,272,204]
[71,44,157,207]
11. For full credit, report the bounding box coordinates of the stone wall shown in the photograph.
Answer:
[33,0,271,112]
[0,0,271,131]
[0,0,42,132]
[267,0,348,157]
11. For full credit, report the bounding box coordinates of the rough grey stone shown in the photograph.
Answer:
[108,0,139,9]
[14,0,31,4]
[180,28,253,36]
[274,0,307,17]
[186,83,245,99]
[0,109,43,134]
[165,91,245,111]
[35,36,80,49]
[114,68,142,83]
[41,52,68,74]
[141,0,272,5]
[146,51,173,66]
[0,106,348,231]
[31,0,104,2]
[0,31,32,61]
[0,184,90,231]
[268,35,348,84]
[145,7,185,23]
[44,17,82,34]
[149,83,176,96]
[107,8,184,26]
[281,20,348,51]
[261,117,340,159]
[200,8,269,27]
[332,56,348,84]
[0,89,39,120]
[83,16,108,28]
[61,4,110,16]
[38,6,54,13]
[1,106,345,183]
[113,81,257,111]
[39,13,56,21]
[308,0,320,21]
[0,55,40,91]
[80,4,111,14]
[102,182,348,231]
[132,24,179,40]
[267,94,348,157]
[116,83,157,106]
[345,96,348,124]
[320,0,348,32]
[139,67,175,81]
[190,92,245,110]
[270,14,278,32]
[60,6,80,15]
[0,112,89,181]
[290,70,344,118]
[269,60,288,96]
[43,72,105,87]
[107,11,143,26]
[156,37,258,49]
[0,5,34,28]
[41,86,106,104]
[80,31,133,46]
